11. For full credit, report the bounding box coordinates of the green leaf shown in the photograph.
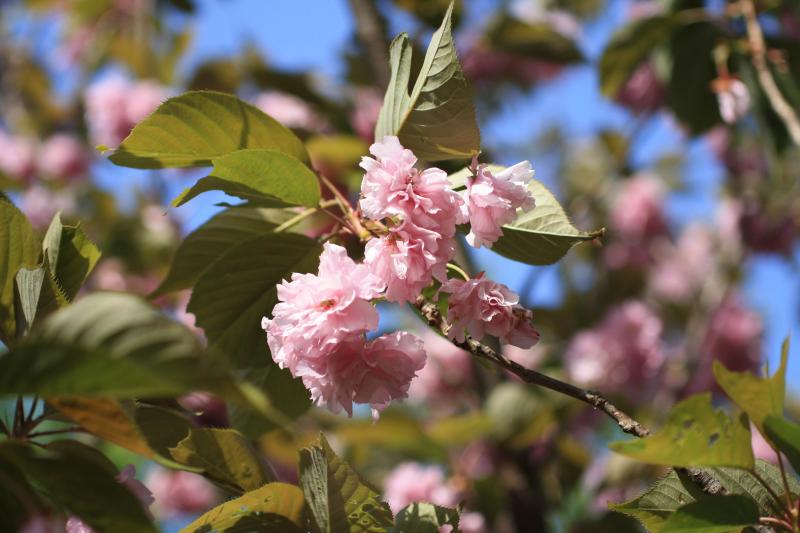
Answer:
[188,232,322,368]
[763,415,800,474]
[170,427,273,493]
[335,410,446,461]
[599,15,674,98]
[0,194,40,345]
[133,404,201,470]
[610,470,706,533]
[391,502,460,533]
[712,460,800,517]
[476,170,603,265]
[375,2,480,161]
[487,15,584,64]
[42,212,101,301]
[299,433,394,533]
[173,149,320,208]
[109,91,309,168]
[660,494,759,533]
[153,206,289,296]
[713,336,788,435]
[14,266,47,335]
[0,292,231,397]
[609,393,754,469]
[180,482,306,533]
[666,21,722,134]
[0,440,156,533]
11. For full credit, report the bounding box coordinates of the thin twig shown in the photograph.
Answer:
[740,0,800,147]
[319,174,372,241]
[273,199,340,233]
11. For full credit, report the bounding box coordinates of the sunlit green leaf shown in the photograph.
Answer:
[173,149,320,208]
[609,393,754,469]
[299,433,394,533]
[375,2,480,161]
[713,336,788,435]
[180,482,306,533]
[660,494,759,533]
[170,427,273,493]
[109,91,309,168]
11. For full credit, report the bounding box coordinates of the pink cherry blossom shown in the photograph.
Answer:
[20,185,76,230]
[751,425,778,464]
[0,131,36,181]
[146,468,219,517]
[408,329,473,404]
[85,76,168,147]
[65,517,91,533]
[715,78,751,124]
[565,301,665,396]
[463,161,535,248]
[383,462,459,514]
[349,87,383,142]
[364,222,453,303]
[611,174,666,241]
[19,516,65,533]
[255,90,327,131]
[441,276,540,348]
[38,134,90,182]
[702,294,762,376]
[649,223,715,302]
[264,242,384,377]
[359,136,466,235]
[446,512,487,533]
[126,80,168,125]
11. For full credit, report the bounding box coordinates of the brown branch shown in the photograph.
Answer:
[348,0,391,89]
[413,296,730,497]
[740,0,800,147]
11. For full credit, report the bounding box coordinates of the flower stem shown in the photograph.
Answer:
[273,199,340,233]
[446,263,470,281]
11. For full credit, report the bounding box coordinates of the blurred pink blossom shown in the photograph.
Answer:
[38,134,90,181]
[703,294,762,374]
[565,301,665,396]
[614,62,665,115]
[714,78,751,124]
[19,516,65,533]
[20,185,75,229]
[738,199,797,254]
[255,91,327,131]
[383,462,459,514]
[751,426,779,464]
[89,258,159,295]
[146,468,219,517]
[461,46,564,86]
[408,329,473,403]
[350,87,383,142]
[65,517,91,533]
[116,465,155,508]
[649,224,715,302]
[611,174,666,241]
[0,131,36,181]
[178,391,228,427]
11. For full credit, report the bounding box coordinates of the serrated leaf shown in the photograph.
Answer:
[42,212,101,301]
[609,393,754,469]
[14,266,46,335]
[713,336,788,436]
[763,415,800,474]
[660,494,759,533]
[488,15,584,64]
[153,206,289,296]
[170,427,272,493]
[188,232,322,368]
[180,482,306,533]
[0,194,40,345]
[299,433,394,533]
[391,502,460,533]
[0,292,231,397]
[173,149,320,208]
[109,91,309,168]
[610,470,705,532]
[712,460,800,517]
[375,2,480,161]
[0,440,156,533]
[599,15,674,98]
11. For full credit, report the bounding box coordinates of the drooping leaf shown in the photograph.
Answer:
[169,427,273,493]
[763,415,800,474]
[173,149,320,208]
[0,292,231,397]
[42,212,101,301]
[390,502,460,533]
[133,404,200,470]
[0,440,156,533]
[153,206,289,296]
[609,393,754,469]
[109,91,309,168]
[14,267,47,335]
[0,195,40,345]
[660,494,759,533]
[599,15,674,98]
[188,233,322,368]
[610,470,705,532]
[487,15,584,64]
[299,433,394,533]
[713,336,788,435]
[712,460,800,517]
[666,21,723,134]
[180,482,306,533]
[375,2,480,161]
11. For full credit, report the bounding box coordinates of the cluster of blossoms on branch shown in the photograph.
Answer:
[263,136,541,418]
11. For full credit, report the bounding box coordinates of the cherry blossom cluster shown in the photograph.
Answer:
[263,136,541,417]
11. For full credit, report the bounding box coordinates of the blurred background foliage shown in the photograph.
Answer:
[1,0,799,531]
